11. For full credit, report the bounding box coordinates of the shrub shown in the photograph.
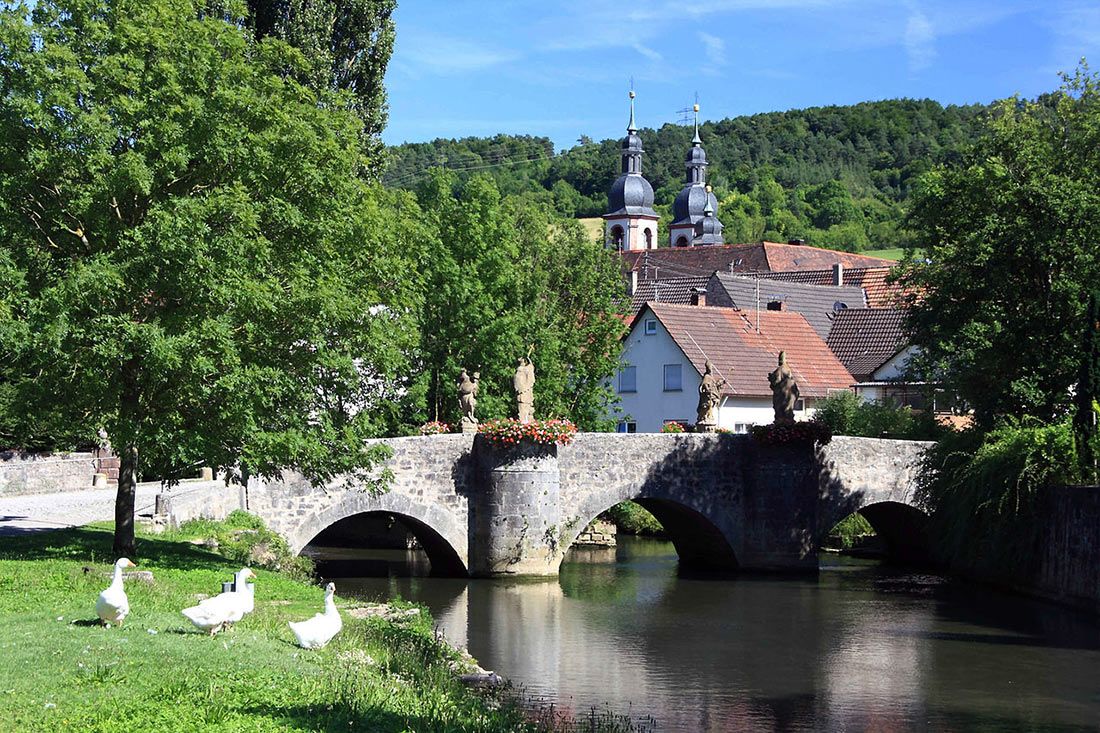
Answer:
[660,421,686,434]
[478,418,577,447]
[915,417,1079,572]
[177,510,314,580]
[750,420,832,446]
[602,500,665,536]
[418,421,451,435]
[812,390,942,440]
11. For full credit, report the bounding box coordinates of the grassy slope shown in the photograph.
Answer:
[577,217,603,242]
[0,521,528,733]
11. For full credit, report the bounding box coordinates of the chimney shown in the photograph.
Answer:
[690,287,707,307]
[629,269,638,296]
[832,262,844,287]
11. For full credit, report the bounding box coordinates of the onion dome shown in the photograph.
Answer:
[606,91,658,218]
[696,186,724,245]
[671,104,710,226]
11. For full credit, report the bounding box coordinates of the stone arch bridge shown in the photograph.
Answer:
[220,433,930,577]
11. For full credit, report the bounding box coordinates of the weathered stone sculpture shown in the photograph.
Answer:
[513,354,535,424]
[458,369,480,433]
[695,360,726,431]
[768,351,800,422]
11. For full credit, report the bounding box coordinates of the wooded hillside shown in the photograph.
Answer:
[384,99,989,251]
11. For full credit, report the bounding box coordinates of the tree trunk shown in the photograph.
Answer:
[113,360,140,557]
[113,442,138,557]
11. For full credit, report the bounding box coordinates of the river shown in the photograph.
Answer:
[321,536,1100,732]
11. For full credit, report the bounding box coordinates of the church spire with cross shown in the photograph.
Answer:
[669,101,723,247]
[603,88,659,251]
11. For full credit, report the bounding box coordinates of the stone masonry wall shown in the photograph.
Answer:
[1034,484,1100,613]
[0,450,98,496]
[154,480,247,527]
[573,519,617,547]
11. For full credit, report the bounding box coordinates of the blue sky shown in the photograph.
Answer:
[383,1,1100,151]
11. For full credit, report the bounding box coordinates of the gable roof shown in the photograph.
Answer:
[708,273,867,339]
[757,266,904,308]
[620,243,770,279]
[629,276,710,313]
[632,302,854,399]
[759,242,896,271]
[618,241,897,284]
[826,308,910,382]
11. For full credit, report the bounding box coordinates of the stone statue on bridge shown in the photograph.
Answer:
[458,369,480,433]
[695,360,726,432]
[513,349,535,424]
[768,351,800,422]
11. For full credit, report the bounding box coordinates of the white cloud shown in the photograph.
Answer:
[1043,2,1100,73]
[632,43,664,63]
[904,7,936,72]
[397,33,519,75]
[699,32,727,67]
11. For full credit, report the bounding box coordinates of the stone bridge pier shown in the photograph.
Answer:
[228,433,931,578]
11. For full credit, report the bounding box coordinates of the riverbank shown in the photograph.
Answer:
[0,520,538,732]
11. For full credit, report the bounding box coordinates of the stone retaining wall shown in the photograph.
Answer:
[0,451,97,496]
[573,519,617,547]
[1033,484,1100,613]
[152,480,246,527]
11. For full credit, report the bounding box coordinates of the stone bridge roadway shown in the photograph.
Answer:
[222,433,930,577]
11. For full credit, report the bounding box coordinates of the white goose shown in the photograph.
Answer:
[288,582,342,649]
[181,568,256,635]
[95,558,137,627]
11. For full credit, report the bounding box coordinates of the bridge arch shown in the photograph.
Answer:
[851,500,931,565]
[287,490,469,577]
[559,492,740,573]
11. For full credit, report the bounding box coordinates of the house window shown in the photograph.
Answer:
[644,319,658,335]
[644,228,653,249]
[618,366,637,393]
[617,421,637,434]
[734,423,751,434]
[795,398,806,412]
[663,364,682,391]
[675,235,689,247]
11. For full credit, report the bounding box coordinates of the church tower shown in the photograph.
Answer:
[669,104,723,246]
[603,91,659,251]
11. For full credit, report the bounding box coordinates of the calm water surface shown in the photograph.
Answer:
[326,537,1100,732]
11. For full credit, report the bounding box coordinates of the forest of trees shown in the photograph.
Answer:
[384,99,991,251]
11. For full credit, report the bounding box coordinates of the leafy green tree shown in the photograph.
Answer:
[901,64,1100,425]
[1074,290,1100,481]
[0,0,418,555]
[414,172,624,429]
[247,0,396,178]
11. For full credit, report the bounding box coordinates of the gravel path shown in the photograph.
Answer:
[0,485,162,535]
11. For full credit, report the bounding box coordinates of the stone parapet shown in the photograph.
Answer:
[0,450,98,496]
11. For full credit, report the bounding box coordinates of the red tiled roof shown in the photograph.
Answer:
[825,308,909,382]
[620,243,770,279]
[760,242,897,271]
[632,302,854,398]
[619,242,897,286]
[758,266,905,308]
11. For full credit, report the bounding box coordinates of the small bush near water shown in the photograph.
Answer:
[826,513,876,550]
[178,510,314,581]
[915,417,1081,573]
[602,501,665,537]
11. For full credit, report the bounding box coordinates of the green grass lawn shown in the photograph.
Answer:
[863,247,924,261]
[0,519,531,732]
